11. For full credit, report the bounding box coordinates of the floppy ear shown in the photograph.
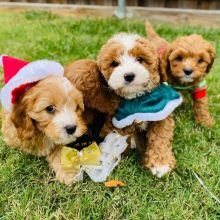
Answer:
[65,59,119,115]
[10,97,38,140]
[206,44,216,73]
[74,87,84,112]
[137,38,159,70]
[159,46,173,83]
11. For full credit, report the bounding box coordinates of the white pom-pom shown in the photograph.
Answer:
[0,54,6,67]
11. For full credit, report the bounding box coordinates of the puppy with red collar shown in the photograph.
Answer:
[146,22,216,128]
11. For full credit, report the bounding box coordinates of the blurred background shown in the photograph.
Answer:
[3,0,220,10]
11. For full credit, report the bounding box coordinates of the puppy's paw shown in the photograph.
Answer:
[55,171,77,186]
[195,115,213,128]
[144,151,176,178]
[150,165,170,178]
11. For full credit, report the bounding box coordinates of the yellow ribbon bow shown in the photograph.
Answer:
[61,142,101,173]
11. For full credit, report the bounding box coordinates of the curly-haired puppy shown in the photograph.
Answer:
[65,33,177,177]
[146,22,215,127]
[65,60,134,155]
[98,33,177,177]
[2,76,87,185]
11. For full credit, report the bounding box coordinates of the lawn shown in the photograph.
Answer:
[0,11,219,219]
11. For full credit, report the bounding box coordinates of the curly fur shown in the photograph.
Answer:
[1,76,87,185]
[146,21,215,127]
[65,33,176,177]
[65,59,120,115]
[65,60,134,148]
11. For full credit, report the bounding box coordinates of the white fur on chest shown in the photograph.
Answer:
[137,121,149,131]
[130,121,148,149]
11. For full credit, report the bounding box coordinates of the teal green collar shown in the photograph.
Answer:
[112,83,182,129]
[172,79,207,91]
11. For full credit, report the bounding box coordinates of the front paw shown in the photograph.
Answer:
[144,151,176,178]
[55,170,79,185]
[149,165,171,178]
[195,114,213,128]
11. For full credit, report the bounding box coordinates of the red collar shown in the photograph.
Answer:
[191,80,207,100]
[191,86,207,100]
[157,45,168,58]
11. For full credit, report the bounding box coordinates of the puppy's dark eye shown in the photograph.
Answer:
[136,57,144,63]
[198,58,204,64]
[46,105,56,113]
[175,56,183,62]
[111,60,119,67]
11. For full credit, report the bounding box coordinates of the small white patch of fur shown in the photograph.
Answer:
[130,137,136,149]
[122,87,147,99]
[180,75,194,83]
[54,136,77,145]
[53,106,76,128]
[53,105,80,144]
[62,77,73,94]
[150,165,170,178]
[138,122,148,131]
[109,33,140,51]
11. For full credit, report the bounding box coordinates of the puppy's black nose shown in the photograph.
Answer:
[183,69,193,76]
[65,125,76,135]
[124,73,135,83]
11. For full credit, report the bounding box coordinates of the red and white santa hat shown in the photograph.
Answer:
[0,55,64,112]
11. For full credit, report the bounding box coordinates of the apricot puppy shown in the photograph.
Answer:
[97,33,177,177]
[2,76,86,185]
[146,22,216,127]
[65,33,180,177]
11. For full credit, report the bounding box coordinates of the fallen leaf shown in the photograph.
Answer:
[104,180,125,187]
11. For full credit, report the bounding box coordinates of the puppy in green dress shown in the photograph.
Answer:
[98,33,182,178]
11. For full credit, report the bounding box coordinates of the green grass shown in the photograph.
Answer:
[0,11,220,219]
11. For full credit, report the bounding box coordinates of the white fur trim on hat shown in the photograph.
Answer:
[0,59,64,112]
[0,55,4,67]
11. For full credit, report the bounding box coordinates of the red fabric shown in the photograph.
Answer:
[191,89,207,100]
[157,45,168,58]
[11,82,38,104]
[192,85,206,93]
[2,56,29,84]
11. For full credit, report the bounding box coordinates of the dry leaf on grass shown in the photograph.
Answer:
[104,180,125,187]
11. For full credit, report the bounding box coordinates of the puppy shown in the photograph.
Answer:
[65,60,134,155]
[65,33,178,177]
[97,33,176,177]
[2,76,87,185]
[146,22,215,127]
